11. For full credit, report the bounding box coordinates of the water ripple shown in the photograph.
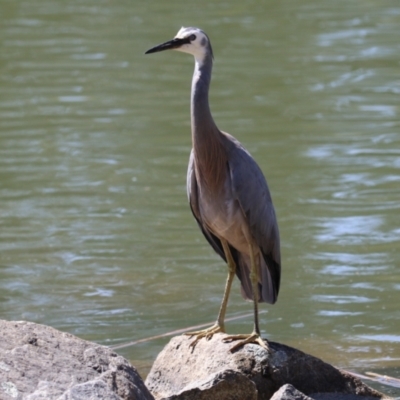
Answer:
[315,216,383,244]
[312,295,377,304]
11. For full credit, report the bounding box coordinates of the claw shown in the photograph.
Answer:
[223,332,269,353]
[185,324,224,348]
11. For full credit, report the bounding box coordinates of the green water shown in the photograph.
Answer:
[1,0,399,394]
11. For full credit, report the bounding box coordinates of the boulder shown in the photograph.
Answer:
[145,333,387,400]
[0,320,154,400]
[270,384,313,400]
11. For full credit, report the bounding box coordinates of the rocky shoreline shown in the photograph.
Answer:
[0,320,390,400]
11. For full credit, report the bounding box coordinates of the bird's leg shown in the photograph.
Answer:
[186,239,236,347]
[223,243,269,353]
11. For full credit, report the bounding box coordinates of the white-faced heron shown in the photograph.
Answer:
[145,27,281,352]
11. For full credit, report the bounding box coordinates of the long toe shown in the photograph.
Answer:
[185,324,224,348]
[223,332,269,353]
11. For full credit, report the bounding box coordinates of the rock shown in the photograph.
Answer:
[56,379,123,400]
[145,333,387,400]
[270,385,384,400]
[271,384,313,400]
[0,320,154,400]
[310,395,390,400]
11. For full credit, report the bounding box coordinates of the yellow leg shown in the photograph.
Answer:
[223,243,269,352]
[186,239,236,347]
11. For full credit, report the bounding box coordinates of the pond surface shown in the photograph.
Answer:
[0,0,399,395]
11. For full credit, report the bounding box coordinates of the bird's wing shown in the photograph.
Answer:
[187,150,227,262]
[226,135,281,303]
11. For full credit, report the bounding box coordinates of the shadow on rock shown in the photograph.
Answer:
[145,333,389,400]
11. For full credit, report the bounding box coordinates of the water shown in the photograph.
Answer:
[0,0,399,395]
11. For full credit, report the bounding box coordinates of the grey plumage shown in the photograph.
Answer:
[146,27,281,351]
[188,136,280,304]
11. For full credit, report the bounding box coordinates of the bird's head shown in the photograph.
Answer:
[145,27,213,64]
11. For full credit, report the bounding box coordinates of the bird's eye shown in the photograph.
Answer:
[189,34,196,41]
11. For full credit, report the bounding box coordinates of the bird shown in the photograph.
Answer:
[145,27,281,352]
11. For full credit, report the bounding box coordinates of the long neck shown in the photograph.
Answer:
[191,55,226,190]
[191,56,216,139]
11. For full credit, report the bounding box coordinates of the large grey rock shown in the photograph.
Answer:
[145,333,387,400]
[0,320,154,400]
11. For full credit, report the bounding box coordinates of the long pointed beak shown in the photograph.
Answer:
[145,37,190,54]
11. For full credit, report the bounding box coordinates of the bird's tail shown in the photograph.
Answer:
[235,252,279,304]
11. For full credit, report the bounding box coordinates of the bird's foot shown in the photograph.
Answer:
[223,332,269,353]
[185,323,225,348]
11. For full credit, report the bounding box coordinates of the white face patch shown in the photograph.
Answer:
[173,27,210,64]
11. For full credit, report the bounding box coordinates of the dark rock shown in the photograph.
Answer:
[0,320,154,400]
[310,395,386,400]
[145,333,387,400]
[270,385,385,400]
